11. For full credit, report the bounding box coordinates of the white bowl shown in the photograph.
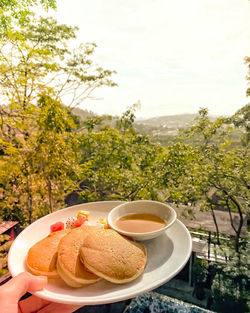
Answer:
[107,200,177,241]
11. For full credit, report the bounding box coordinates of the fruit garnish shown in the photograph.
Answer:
[77,210,90,219]
[65,217,76,229]
[50,221,64,233]
[74,216,87,228]
[96,217,111,229]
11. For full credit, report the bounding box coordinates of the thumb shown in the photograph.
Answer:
[0,272,47,302]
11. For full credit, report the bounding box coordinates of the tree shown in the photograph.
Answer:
[245,56,250,97]
[211,233,250,313]
[77,108,166,202]
[157,107,249,310]
[116,102,140,134]
[175,108,249,251]
[0,15,116,225]
[0,0,56,34]
[0,234,11,276]
[0,93,82,224]
[0,16,116,117]
[159,141,203,206]
[231,104,250,146]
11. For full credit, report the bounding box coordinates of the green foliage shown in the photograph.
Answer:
[230,103,250,146]
[160,142,203,205]
[0,6,249,308]
[245,56,250,97]
[78,123,166,202]
[0,0,57,34]
[0,94,82,224]
[116,103,139,134]
[211,233,250,313]
[0,13,116,226]
[192,258,209,301]
[0,234,11,276]
[171,108,250,251]
[192,258,208,285]
[0,16,116,112]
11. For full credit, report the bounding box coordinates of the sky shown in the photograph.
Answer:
[51,0,250,118]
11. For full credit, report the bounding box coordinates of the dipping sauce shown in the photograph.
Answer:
[115,213,166,233]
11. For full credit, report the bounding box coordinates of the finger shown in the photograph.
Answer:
[19,295,51,313]
[0,272,47,302]
[38,302,83,313]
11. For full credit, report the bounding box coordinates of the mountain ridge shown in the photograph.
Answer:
[72,107,218,139]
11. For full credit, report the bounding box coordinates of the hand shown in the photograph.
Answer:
[0,272,82,313]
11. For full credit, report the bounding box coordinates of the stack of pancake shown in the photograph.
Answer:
[26,225,147,287]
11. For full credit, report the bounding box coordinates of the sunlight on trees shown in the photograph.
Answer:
[0,1,249,310]
[0,13,116,225]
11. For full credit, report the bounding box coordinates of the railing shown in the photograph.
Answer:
[190,230,229,263]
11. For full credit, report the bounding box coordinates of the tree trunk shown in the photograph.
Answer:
[47,178,54,213]
[209,201,220,245]
[224,194,244,253]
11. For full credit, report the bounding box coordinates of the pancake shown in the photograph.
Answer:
[26,229,69,278]
[80,228,147,284]
[57,226,101,287]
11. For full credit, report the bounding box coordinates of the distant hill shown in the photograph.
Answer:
[134,114,198,136]
[72,109,211,129]
[71,107,219,140]
[71,108,97,120]
[134,114,243,148]
[134,114,216,137]
[136,113,199,128]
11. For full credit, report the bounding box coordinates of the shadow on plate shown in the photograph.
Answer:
[144,232,174,274]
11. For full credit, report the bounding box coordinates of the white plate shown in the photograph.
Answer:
[8,201,192,305]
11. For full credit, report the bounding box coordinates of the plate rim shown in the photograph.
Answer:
[8,201,192,305]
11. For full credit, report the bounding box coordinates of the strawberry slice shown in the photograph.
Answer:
[74,216,87,228]
[50,221,64,233]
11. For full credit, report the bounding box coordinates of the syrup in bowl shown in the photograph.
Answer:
[108,200,177,241]
[115,213,166,233]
